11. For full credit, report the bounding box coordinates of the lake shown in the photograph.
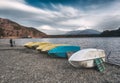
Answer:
[0,37,120,65]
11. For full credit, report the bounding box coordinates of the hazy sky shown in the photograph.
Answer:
[0,0,120,34]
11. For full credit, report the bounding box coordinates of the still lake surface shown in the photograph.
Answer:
[0,37,120,65]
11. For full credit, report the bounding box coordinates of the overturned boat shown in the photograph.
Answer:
[48,46,80,58]
[68,48,106,68]
[36,43,53,51]
[30,42,51,49]
[24,42,35,48]
[41,44,68,52]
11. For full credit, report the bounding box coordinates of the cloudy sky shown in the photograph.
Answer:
[0,0,120,35]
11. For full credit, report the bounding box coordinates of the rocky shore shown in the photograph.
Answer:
[0,44,120,83]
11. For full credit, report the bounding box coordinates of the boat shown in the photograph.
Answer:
[36,43,53,51]
[68,48,106,68]
[41,44,68,52]
[24,42,33,47]
[48,46,80,58]
[24,42,35,48]
[28,42,51,49]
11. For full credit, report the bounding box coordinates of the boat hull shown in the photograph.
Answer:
[31,42,51,49]
[24,42,35,48]
[36,43,52,51]
[68,48,106,68]
[41,44,68,52]
[48,46,80,58]
[69,58,105,68]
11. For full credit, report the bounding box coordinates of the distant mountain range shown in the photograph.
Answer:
[66,29,101,35]
[0,17,120,38]
[48,28,120,38]
[0,18,46,38]
[100,28,120,37]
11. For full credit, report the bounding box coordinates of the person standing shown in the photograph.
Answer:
[13,40,16,47]
[10,38,13,47]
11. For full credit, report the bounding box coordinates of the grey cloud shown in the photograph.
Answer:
[1,0,120,35]
[95,16,120,31]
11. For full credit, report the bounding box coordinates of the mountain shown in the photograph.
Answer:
[0,18,47,38]
[66,29,101,35]
[100,28,120,37]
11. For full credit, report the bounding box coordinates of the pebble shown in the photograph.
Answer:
[0,45,120,83]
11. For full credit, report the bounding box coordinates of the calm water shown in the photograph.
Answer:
[0,37,120,65]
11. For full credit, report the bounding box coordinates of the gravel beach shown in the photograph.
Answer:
[0,44,120,83]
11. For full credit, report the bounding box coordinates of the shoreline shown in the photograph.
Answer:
[0,45,120,83]
[0,36,120,39]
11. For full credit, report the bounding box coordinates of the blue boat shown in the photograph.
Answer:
[48,46,80,58]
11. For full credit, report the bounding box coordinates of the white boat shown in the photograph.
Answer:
[68,48,106,68]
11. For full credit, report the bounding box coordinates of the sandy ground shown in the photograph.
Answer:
[0,44,120,83]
